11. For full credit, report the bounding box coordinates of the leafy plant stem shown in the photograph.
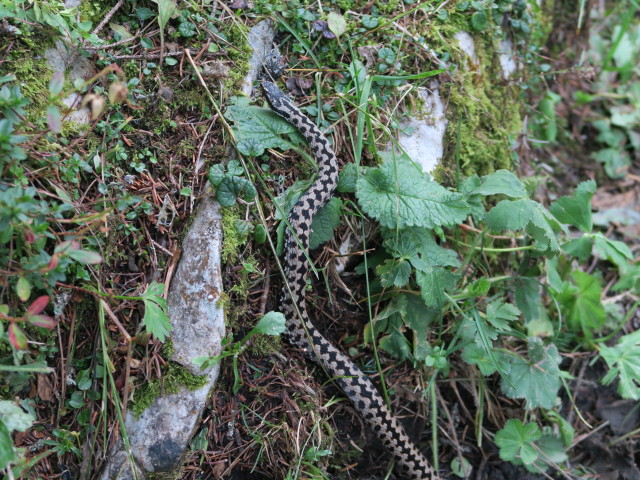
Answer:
[593,299,640,344]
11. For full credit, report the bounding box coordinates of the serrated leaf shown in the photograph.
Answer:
[327,11,347,37]
[549,180,596,232]
[462,343,502,375]
[356,159,469,230]
[486,198,560,253]
[593,233,633,271]
[309,197,342,249]
[225,96,299,156]
[495,419,541,465]
[562,236,593,263]
[337,162,358,193]
[416,267,458,309]
[140,281,171,342]
[486,300,519,330]
[252,311,286,336]
[15,277,31,302]
[600,330,640,400]
[216,175,257,207]
[377,259,412,288]
[556,270,605,337]
[468,170,527,198]
[500,338,562,409]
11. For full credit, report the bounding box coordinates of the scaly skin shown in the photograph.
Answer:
[261,77,438,480]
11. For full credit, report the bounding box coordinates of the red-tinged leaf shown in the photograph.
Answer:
[45,254,59,272]
[54,240,79,254]
[8,323,28,350]
[23,228,35,244]
[68,249,103,265]
[28,315,57,329]
[26,296,49,315]
[47,105,62,133]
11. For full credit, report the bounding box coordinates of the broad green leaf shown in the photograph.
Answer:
[327,11,347,37]
[486,300,519,331]
[252,311,286,336]
[468,170,527,198]
[15,277,31,302]
[68,249,103,264]
[556,270,606,337]
[0,401,34,432]
[526,434,568,473]
[500,338,562,409]
[151,0,177,31]
[225,96,299,156]
[377,259,411,288]
[600,330,640,400]
[0,421,14,470]
[141,281,171,342]
[49,71,64,96]
[549,180,596,232]
[337,162,359,193]
[309,197,342,249]
[471,10,488,31]
[562,236,593,263]
[416,267,458,309]
[208,164,225,186]
[486,198,560,253]
[379,329,412,361]
[356,159,469,230]
[462,343,504,375]
[593,233,633,271]
[216,175,257,207]
[495,419,541,465]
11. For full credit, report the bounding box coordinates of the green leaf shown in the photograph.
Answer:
[216,175,257,207]
[486,300,519,330]
[0,401,35,432]
[15,277,31,302]
[356,159,469,230]
[468,170,527,198]
[309,198,342,250]
[49,71,64,96]
[416,267,458,309]
[562,236,593,263]
[8,323,27,350]
[0,421,14,470]
[486,198,561,253]
[592,148,630,179]
[225,96,299,156]
[327,11,347,37]
[178,20,196,37]
[379,329,412,361]
[377,259,412,288]
[208,164,225,186]
[500,338,562,409]
[556,270,606,337]
[470,10,488,30]
[600,330,640,400]
[337,162,359,193]
[593,233,633,271]
[462,343,504,375]
[549,180,596,232]
[136,7,155,20]
[68,249,103,264]
[165,57,178,66]
[252,311,286,336]
[141,281,171,342]
[151,0,177,31]
[495,419,541,465]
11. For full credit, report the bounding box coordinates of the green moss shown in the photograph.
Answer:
[130,361,208,416]
[219,21,252,95]
[220,207,248,264]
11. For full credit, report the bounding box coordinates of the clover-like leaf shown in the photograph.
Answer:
[495,419,541,465]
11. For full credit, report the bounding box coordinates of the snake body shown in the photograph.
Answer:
[261,71,437,480]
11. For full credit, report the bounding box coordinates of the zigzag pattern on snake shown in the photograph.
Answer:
[260,58,437,479]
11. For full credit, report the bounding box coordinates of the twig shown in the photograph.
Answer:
[93,0,125,36]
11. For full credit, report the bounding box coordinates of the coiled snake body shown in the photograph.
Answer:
[261,63,436,480]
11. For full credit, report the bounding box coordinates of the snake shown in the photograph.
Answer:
[259,52,437,480]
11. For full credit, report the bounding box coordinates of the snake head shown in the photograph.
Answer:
[264,48,286,80]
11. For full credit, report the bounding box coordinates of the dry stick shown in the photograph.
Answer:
[93,0,125,36]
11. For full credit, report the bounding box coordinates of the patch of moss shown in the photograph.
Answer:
[220,207,248,264]
[130,361,208,416]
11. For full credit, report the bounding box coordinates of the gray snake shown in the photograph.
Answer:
[260,53,437,480]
